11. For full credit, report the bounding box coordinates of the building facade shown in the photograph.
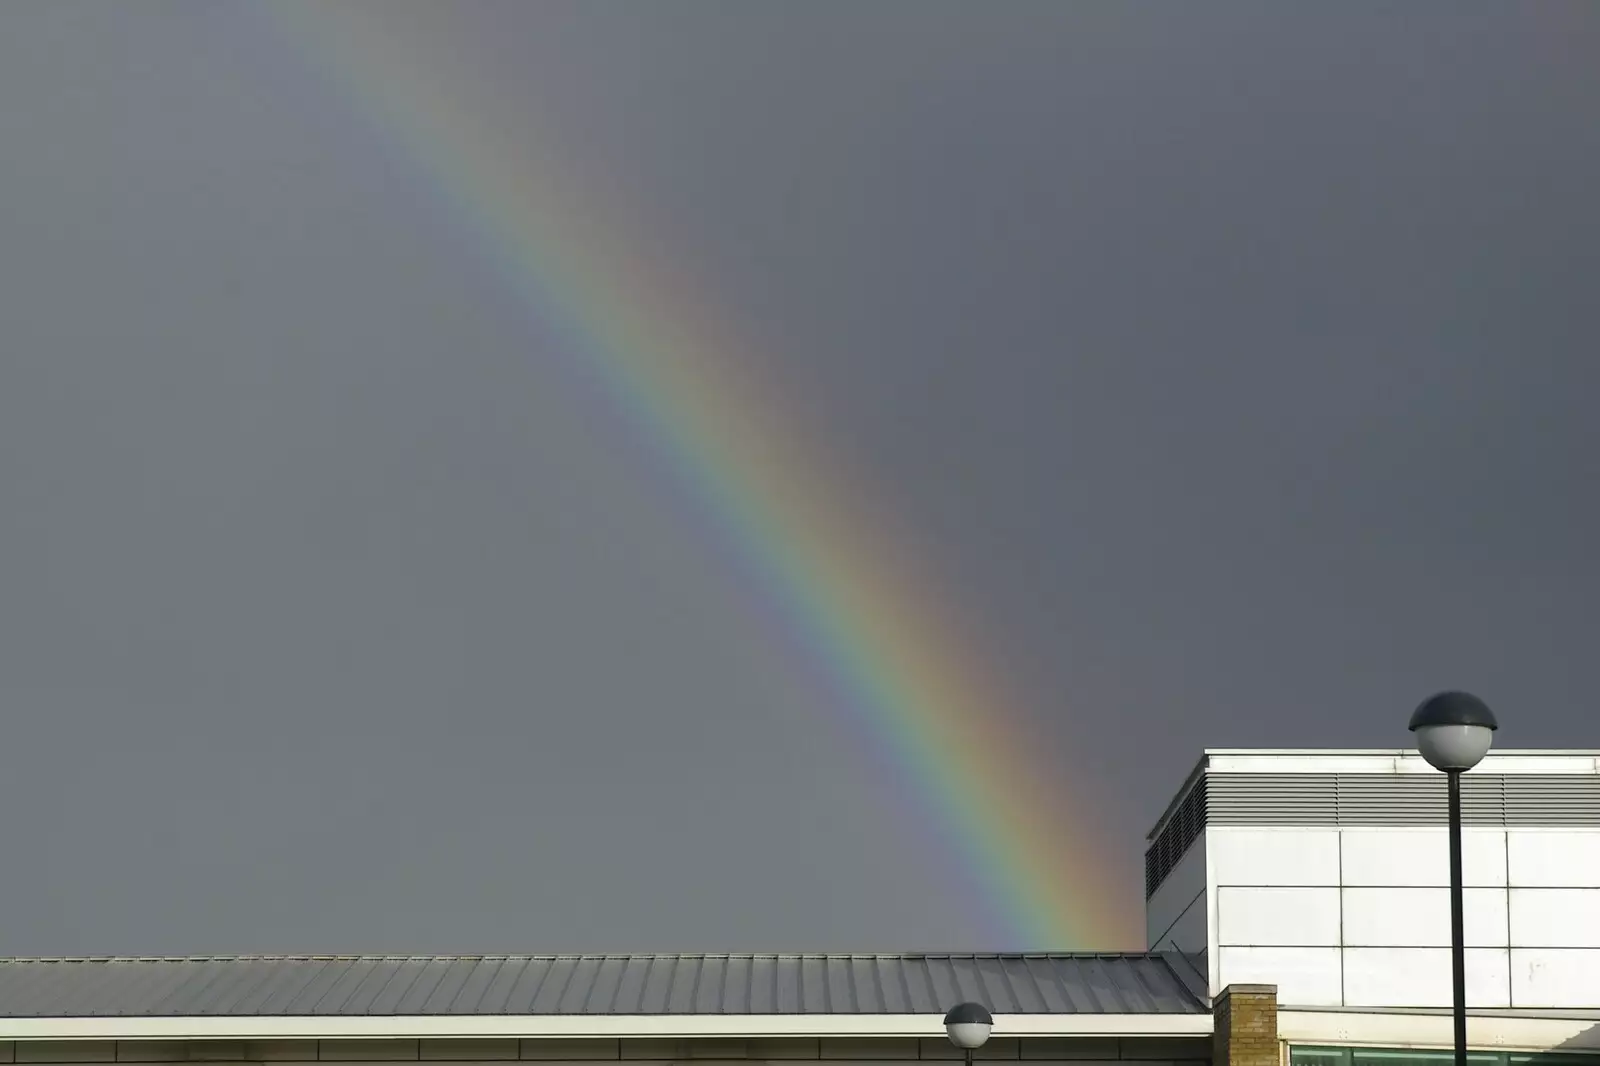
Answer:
[1144,750,1600,1009]
[1,750,1596,1066]
[0,955,1216,1066]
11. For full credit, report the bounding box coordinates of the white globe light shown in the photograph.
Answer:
[1414,723,1495,772]
[943,1003,993,1050]
[1408,691,1498,772]
[945,1022,991,1050]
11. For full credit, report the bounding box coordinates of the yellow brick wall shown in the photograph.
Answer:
[1212,984,1278,1066]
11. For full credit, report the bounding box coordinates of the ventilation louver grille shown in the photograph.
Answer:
[1145,778,1206,898]
[1144,771,1600,899]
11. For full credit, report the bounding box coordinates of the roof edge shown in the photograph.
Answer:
[0,952,1177,964]
[1146,754,1210,842]
[1202,748,1600,756]
[0,1014,1214,1040]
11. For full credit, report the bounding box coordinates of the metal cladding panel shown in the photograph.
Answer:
[1017,957,1073,1014]
[1202,772,1600,827]
[1329,774,1504,826]
[0,955,1205,1018]
[319,959,394,1016]
[1144,779,1207,899]
[180,958,272,1014]
[995,959,1045,1014]
[281,960,353,1014]
[582,956,628,1015]
[1144,766,1600,899]
[398,958,468,1015]
[918,958,959,1016]
[896,958,936,1014]
[1506,776,1600,824]
[1205,775,1340,825]
[423,957,485,1014]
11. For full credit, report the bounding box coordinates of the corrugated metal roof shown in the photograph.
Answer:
[0,955,1205,1017]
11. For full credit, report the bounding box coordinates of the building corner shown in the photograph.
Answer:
[1213,983,1279,1066]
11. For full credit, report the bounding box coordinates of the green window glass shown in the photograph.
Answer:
[1291,1047,1351,1066]
[1292,1048,1600,1066]
[1352,1048,1500,1066]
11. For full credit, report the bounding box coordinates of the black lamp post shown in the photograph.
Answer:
[1409,691,1499,1066]
[943,1002,993,1066]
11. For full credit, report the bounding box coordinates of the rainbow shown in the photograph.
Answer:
[253,2,1137,950]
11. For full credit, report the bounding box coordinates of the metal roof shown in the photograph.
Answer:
[0,955,1206,1018]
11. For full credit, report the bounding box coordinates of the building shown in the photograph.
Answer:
[0,751,1595,1066]
[1144,749,1600,1009]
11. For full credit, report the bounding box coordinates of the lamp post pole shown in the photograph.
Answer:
[1447,767,1467,1066]
[1409,691,1499,1066]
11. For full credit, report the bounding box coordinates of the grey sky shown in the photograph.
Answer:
[0,0,1595,955]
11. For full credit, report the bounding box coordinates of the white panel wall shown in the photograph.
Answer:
[1209,828,1344,1003]
[1207,829,1340,885]
[1507,829,1600,886]
[1511,948,1600,1008]
[1509,888,1600,947]
[1215,947,1342,1007]
[1342,948,1511,1008]
[1200,824,1600,1008]
[1505,831,1600,1007]
[1217,888,1340,946]
[1206,828,1340,999]
[1148,761,1600,1010]
[1340,828,1507,887]
[1341,888,1508,947]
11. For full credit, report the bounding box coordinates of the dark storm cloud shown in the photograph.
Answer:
[0,0,1594,953]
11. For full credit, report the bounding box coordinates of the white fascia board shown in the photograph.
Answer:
[1202,750,1600,759]
[1205,753,1600,776]
[1279,1010,1600,1053]
[0,1014,1214,1042]
[1206,755,1423,775]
